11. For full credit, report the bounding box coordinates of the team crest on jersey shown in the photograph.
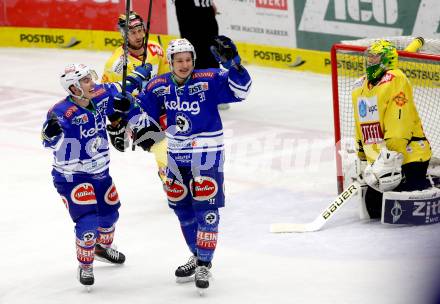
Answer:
[203,211,218,225]
[393,91,407,107]
[352,76,365,90]
[190,176,218,201]
[152,85,170,97]
[71,183,97,205]
[188,82,209,95]
[104,183,119,205]
[72,113,89,125]
[166,178,188,202]
[65,105,78,118]
[175,112,192,134]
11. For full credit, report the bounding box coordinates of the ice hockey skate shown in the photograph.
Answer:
[195,265,211,295]
[94,244,126,264]
[77,265,94,291]
[175,256,212,283]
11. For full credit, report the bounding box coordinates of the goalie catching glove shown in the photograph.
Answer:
[210,35,242,70]
[364,147,403,192]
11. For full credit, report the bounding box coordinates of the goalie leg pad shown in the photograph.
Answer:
[381,188,440,225]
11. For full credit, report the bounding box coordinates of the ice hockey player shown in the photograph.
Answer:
[102,11,169,186]
[41,63,151,289]
[114,37,251,292]
[349,39,438,225]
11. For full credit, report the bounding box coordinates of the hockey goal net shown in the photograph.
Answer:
[331,37,440,193]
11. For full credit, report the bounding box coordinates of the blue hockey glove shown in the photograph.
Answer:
[113,92,135,114]
[210,35,242,70]
[126,63,153,91]
[106,120,128,152]
[42,115,62,141]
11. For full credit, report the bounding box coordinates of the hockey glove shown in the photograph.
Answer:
[210,35,242,70]
[106,120,129,152]
[364,148,403,192]
[42,115,62,141]
[113,92,134,114]
[133,122,165,152]
[126,63,153,91]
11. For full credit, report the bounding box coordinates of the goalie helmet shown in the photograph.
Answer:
[60,63,98,96]
[166,38,196,65]
[365,40,398,82]
[117,11,145,34]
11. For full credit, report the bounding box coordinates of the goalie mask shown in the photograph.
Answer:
[60,63,98,97]
[166,38,196,70]
[365,40,398,82]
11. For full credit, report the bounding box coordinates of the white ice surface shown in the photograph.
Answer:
[0,48,439,304]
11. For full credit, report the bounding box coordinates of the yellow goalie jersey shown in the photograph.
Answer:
[102,40,169,184]
[102,40,169,83]
[351,69,432,165]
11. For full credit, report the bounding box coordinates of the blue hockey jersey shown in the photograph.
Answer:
[136,67,252,167]
[42,83,124,182]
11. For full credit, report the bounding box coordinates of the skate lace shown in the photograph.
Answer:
[81,267,93,278]
[195,266,210,280]
[179,256,197,271]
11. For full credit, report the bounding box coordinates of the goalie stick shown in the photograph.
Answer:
[270,181,361,233]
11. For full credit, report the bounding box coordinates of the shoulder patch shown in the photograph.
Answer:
[148,43,164,57]
[352,76,365,90]
[147,77,168,91]
[393,91,408,107]
[152,85,171,97]
[65,105,78,118]
[192,72,215,79]
[377,72,395,86]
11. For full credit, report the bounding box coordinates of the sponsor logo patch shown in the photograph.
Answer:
[71,183,97,205]
[147,77,167,91]
[188,82,209,95]
[357,96,379,122]
[104,183,119,205]
[192,72,214,79]
[204,211,218,225]
[65,105,78,118]
[378,73,395,85]
[196,231,218,249]
[152,85,170,97]
[166,178,188,202]
[360,122,384,144]
[190,176,218,201]
[72,113,89,125]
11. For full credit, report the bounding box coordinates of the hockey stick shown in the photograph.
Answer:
[132,0,153,151]
[121,0,131,94]
[270,181,361,233]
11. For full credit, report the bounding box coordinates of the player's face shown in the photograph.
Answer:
[127,27,145,50]
[366,53,381,68]
[79,74,96,99]
[172,52,194,80]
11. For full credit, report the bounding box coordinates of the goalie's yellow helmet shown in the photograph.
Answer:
[365,40,398,82]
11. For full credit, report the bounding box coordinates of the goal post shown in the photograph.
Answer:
[331,39,440,193]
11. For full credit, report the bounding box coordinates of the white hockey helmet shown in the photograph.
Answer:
[166,38,196,66]
[60,63,98,96]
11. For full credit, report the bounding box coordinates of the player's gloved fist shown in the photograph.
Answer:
[210,35,242,70]
[127,63,153,91]
[106,120,129,152]
[113,92,134,114]
[42,115,62,141]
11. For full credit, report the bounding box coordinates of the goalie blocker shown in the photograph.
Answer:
[381,187,440,225]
